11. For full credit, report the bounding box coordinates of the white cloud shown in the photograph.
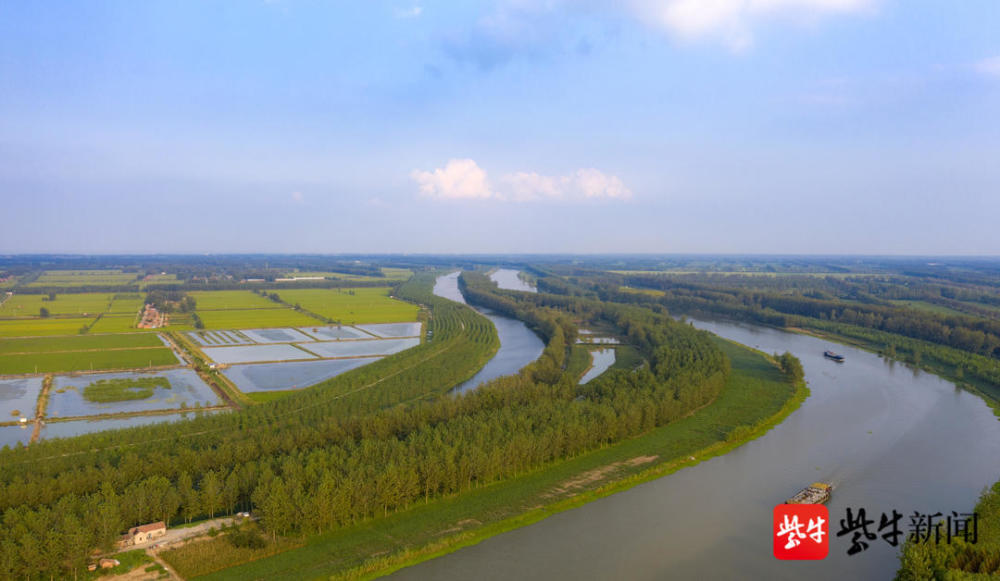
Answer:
[627,0,874,49]
[411,158,493,200]
[412,160,631,202]
[974,56,1000,78]
[395,5,423,19]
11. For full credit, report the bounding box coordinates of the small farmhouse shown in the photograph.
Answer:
[118,521,167,547]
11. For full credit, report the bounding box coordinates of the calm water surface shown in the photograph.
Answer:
[393,318,1000,580]
[579,348,616,384]
[490,269,537,293]
[434,272,544,394]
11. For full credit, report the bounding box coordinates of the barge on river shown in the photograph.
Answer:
[786,482,833,504]
[824,350,845,362]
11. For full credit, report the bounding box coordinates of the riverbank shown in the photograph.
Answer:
[179,339,806,580]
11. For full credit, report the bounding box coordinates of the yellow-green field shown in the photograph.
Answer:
[189,291,281,310]
[0,293,113,317]
[0,318,93,337]
[0,332,176,374]
[196,308,318,329]
[27,270,139,287]
[269,287,419,324]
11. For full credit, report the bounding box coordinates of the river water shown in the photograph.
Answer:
[392,317,1000,580]
[433,272,544,394]
[489,269,537,293]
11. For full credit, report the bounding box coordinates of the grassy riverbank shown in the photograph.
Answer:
[171,338,807,580]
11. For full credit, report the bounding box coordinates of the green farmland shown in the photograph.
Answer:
[28,270,139,287]
[189,291,281,310]
[0,334,163,355]
[269,287,419,324]
[0,318,94,338]
[0,332,176,374]
[196,308,318,330]
[0,293,113,317]
[0,348,177,375]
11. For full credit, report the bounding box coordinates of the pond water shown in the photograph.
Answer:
[0,425,32,449]
[356,322,423,338]
[433,272,545,394]
[187,330,253,346]
[48,368,221,418]
[579,348,616,385]
[222,357,380,392]
[240,328,315,344]
[0,376,43,418]
[392,318,1000,581]
[490,269,537,293]
[40,410,225,440]
[299,338,420,358]
[202,344,317,364]
[298,325,371,341]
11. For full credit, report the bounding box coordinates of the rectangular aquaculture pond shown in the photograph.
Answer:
[201,344,318,364]
[0,377,43,419]
[355,322,423,338]
[222,358,380,392]
[47,368,221,418]
[297,337,420,358]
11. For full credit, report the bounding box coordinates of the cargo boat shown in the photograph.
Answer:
[824,350,845,362]
[786,482,832,504]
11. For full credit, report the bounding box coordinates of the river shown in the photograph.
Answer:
[489,269,537,293]
[433,272,544,394]
[392,317,1000,580]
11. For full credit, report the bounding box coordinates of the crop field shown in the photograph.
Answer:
[270,288,418,324]
[0,293,113,317]
[196,308,318,329]
[87,315,143,334]
[139,273,180,287]
[28,270,139,287]
[189,291,281,310]
[0,333,164,355]
[108,293,145,314]
[0,318,94,338]
[0,346,178,375]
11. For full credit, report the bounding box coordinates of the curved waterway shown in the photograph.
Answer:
[433,272,544,394]
[392,317,1000,580]
[489,268,537,293]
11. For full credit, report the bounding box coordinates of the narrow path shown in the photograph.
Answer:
[29,374,52,444]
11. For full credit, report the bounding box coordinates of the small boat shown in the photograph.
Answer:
[786,482,833,504]
[824,350,845,362]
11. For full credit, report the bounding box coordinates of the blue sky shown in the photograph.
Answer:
[1,0,998,254]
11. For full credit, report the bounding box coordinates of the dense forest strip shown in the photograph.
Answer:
[176,339,803,580]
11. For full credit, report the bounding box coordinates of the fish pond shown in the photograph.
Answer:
[0,425,32,449]
[299,338,420,358]
[48,368,220,418]
[202,344,318,364]
[222,358,380,392]
[355,322,422,338]
[0,377,43,419]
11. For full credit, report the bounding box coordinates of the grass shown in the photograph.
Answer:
[73,549,154,580]
[190,291,284,310]
[180,340,802,581]
[268,288,418,324]
[0,347,177,375]
[197,308,319,330]
[83,377,170,402]
[0,317,95,337]
[0,293,113,317]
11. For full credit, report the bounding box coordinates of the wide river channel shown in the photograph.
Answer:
[433,272,544,394]
[393,316,1000,580]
